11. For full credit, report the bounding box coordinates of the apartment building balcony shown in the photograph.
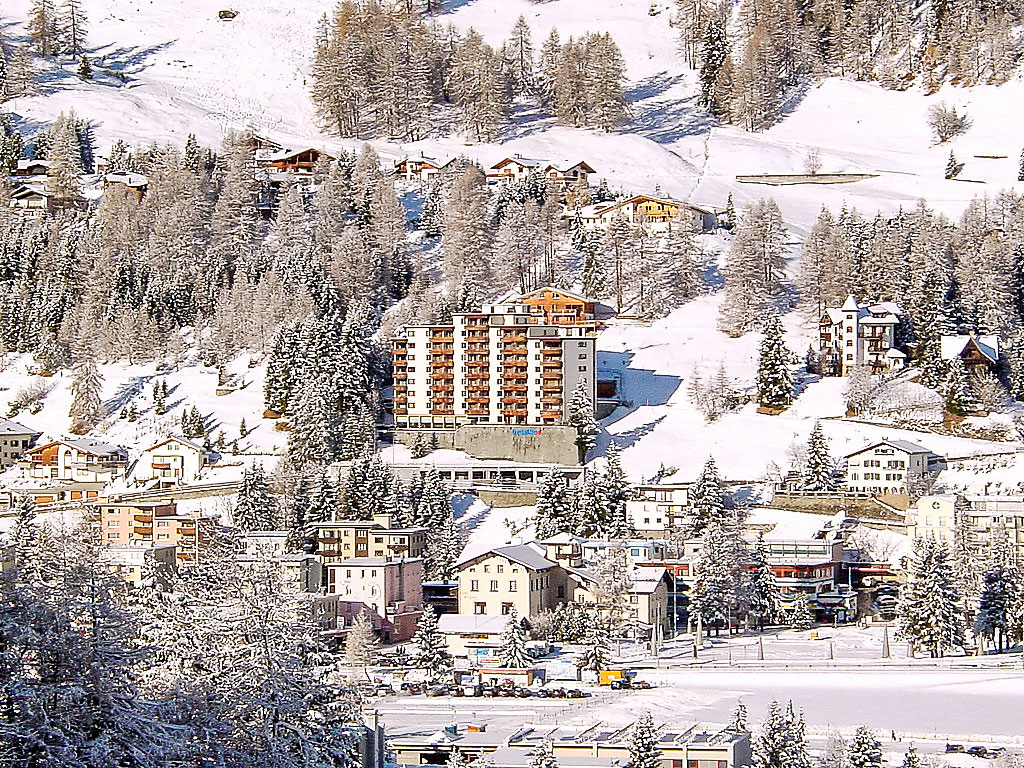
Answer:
[432,409,456,416]
[501,396,528,404]
[541,360,563,368]
[467,408,490,416]
[502,346,528,355]
[393,384,408,391]
[502,359,528,367]
[540,347,563,355]
[501,333,527,343]
[541,384,562,393]
[466,397,490,405]
[541,396,562,405]
[466,335,489,343]
[503,384,527,392]
[466,383,490,391]
[541,371,563,380]
[432,372,455,380]
[540,408,563,417]
[466,360,490,367]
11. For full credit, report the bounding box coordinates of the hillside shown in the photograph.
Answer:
[4,0,1024,487]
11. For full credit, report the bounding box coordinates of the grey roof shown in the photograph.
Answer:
[62,438,126,456]
[462,544,556,571]
[0,419,39,437]
[845,439,933,458]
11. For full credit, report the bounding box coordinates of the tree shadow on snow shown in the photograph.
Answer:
[103,376,150,416]
[627,72,718,144]
[96,41,177,76]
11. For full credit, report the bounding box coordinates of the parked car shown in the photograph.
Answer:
[967,747,989,758]
[946,745,965,754]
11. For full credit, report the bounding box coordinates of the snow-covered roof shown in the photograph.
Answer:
[844,439,933,458]
[10,183,49,199]
[940,334,999,363]
[490,155,544,169]
[841,295,859,311]
[489,544,557,571]
[16,159,50,171]
[438,613,507,635]
[33,438,127,457]
[145,436,205,452]
[104,172,148,188]
[886,349,907,358]
[518,285,595,303]
[0,419,39,437]
[324,556,421,567]
[631,565,669,593]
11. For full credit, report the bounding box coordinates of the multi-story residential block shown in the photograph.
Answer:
[844,439,940,497]
[314,513,428,562]
[324,557,423,642]
[567,564,672,638]
[20,439,128,482]
[392,300,596,430]
[818,295,905,376]
[909,493,1024,563]
[99,544,177,588]
[95,501,219,563]
[626,484,691,534]
[0,419,40,469]
[457,544,567,618]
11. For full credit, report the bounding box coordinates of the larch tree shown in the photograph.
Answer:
[67,348,105,434]
[718,199,787,336]
[344,611,380,678]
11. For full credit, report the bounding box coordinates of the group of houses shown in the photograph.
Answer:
[817,294,1000,378]
[6,157,150,217]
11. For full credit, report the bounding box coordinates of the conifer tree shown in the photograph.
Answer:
[628,714,663,768]
[691,519,734,632]
[530,740,560,768]
[412,605,451,681]
[756,313,794,409]
[576,617,611,670]
[344,611,380,678]
[567,378,598,463]
[846,727,882,768]
[28,0,59,56]
[802,421,835,490]
[62,0,88,55]
[945,150,961,179]
[76,54,92,80]
[898,537,965,657]
[902,747,923,768]
[499,608,531,668]
[535,468,573,539]
[754,700,811,768]
[748,535,782,630]
[944,357,976,415]
[233,463,279,532]
[718,200,786,335]
[974,565,1019,652]
[730,701,749,733]
[68,349,105,434]
[789,594,815,630]
[689,456,726,535]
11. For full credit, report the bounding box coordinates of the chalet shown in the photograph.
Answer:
[8,184,51,216]
[542,160,596,188]
[486,155,544,184]
[395,155,444,183]
[134,436,208,487]
[818,295,904,376]
[0,419,41,470]
[242,132,283,153]
[940,334,999,373]
[20,438,129,483]
[256,146,335,175]
[515,286,596,326]
[103,172,149,202]
[13,159,50,177]
[844,439,940,497]
[578,194,718,233]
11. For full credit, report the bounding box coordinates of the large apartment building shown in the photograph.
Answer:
[392,295,597,431]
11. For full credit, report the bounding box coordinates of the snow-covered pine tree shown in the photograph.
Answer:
[897,537,966,657]
[233,463,279,532]
[944,357,977,415]
[691,520,734,632]
[628,713,663,768]
[789,594,815,630]
[499,608,531,668]
[689,456,726,536]
[535,468,573,539]
[974,565,1019,652]
[748,534,782,630]
[754,700,811,768]
[567,378,599,463]
[412,605,451,681]
[67,348,104,434]
[529,739,560,768]
[802,421,835,491]
[846,726,882,768]
[756,313,794,410]
[902,747,923,768]
[718,199,786,336]
[344,611,380,678]
[572,474,610,538]
[576,617,611,671]
[730,701,749,733]
[425,511,466,582]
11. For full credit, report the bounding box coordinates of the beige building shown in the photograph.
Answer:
[909,493,1024,563]
[0,419,40,469]
[567,564,671,638]
[392,301,596,430]
[99,544,177,587]
[457,544,567,618]
[96,501,219,563]
[315,513,428,562]
[626,484,690,534]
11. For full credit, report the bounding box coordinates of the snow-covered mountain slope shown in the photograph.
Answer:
[6,0,1024,232]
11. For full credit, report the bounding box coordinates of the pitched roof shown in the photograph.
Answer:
[104,172,148,188]
[490,156,544,170]
[845,439,933,458]
[461,544,556,571]
[518,286,595,303]
[0,419,39,437]
[940,334,999,363]
[146,436,205,452]
[841,294,860,311]
[41,438,127,456]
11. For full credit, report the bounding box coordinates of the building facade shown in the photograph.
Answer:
[96,501,219,563]
[818,295,904,376]
[844,440,939,496]
[134,436,208,487]
[457,545,567,618]
[392,301,596,431]
[315,513,428,562]
[20,439,128,482]
[325,557,424,642]
[0,419,40,469]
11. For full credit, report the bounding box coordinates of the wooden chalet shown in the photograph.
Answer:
[580,194,718,233]
[259,147,335,175]
[13,159,50,177]
[940,334,1000,373]
[486,156,596,189]
[103,172,149,202]
[242,132,283,153]
[395,155,443,183]
[516,286,596,326]
[542,160,596,188]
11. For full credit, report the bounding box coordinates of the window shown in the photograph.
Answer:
[474,602,487,615]
[630,595,639,603]
[490,580,499,592]
[580,365,587,371]
[470,580,479,591]
[557,585,565,598]
[501,602,513,615]
[509,581,517,592]
[497,564,504,573]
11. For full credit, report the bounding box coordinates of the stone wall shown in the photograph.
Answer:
[455,424,580,464]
